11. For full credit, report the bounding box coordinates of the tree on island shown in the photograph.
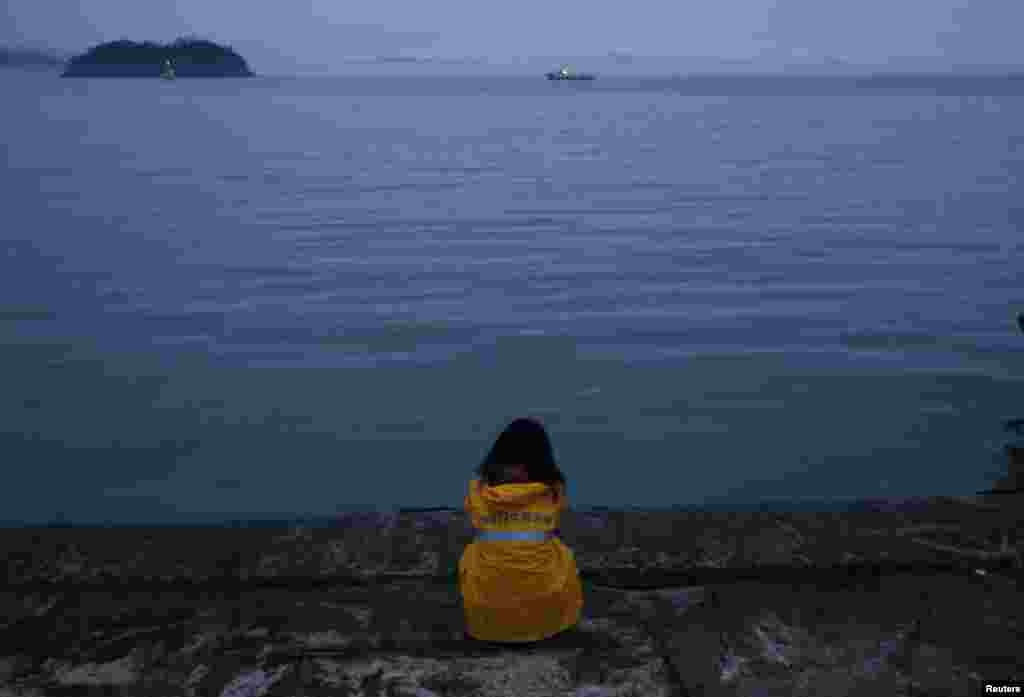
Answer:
[62,36,253,77]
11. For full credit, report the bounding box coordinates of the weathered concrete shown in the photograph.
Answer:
[1,499,1020,695]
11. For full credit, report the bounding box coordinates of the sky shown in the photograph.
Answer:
[3,0,1024,72]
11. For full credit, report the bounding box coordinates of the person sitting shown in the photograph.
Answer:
[459,417,583,643]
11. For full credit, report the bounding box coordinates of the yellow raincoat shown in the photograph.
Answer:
[459,478,583,642]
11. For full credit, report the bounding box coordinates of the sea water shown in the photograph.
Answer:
[1,71,1022,525]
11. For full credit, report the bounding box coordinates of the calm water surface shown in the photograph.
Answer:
[2,72,1022,524]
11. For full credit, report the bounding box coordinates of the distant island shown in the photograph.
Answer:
[62,37,253,77]
[0,46,65,68]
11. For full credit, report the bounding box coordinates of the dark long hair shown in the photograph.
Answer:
[476,417,567,500]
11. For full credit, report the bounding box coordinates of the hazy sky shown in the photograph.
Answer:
[3,0,1024,69]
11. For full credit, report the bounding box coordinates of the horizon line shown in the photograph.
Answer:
[5,43,1024,70]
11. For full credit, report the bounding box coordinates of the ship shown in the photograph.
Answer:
[545,66,595,81]
[160,58,176,79]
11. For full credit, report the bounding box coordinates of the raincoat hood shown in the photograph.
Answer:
[476,480,558,508]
